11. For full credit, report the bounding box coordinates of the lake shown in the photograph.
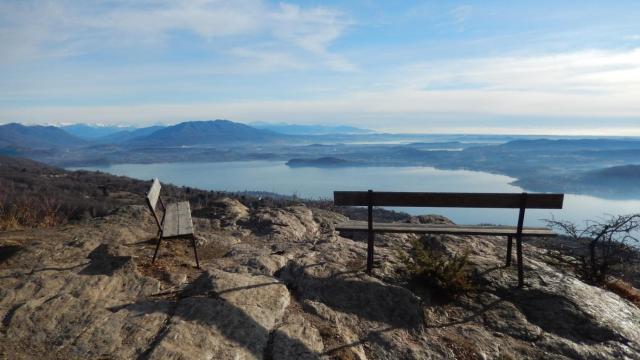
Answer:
[71,161,640,227]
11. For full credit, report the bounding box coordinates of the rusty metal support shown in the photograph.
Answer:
[152,229,163,263]
[191,235,200,268]
[516,193,528,288]
[367,189,374,273]
[506,235,513,267]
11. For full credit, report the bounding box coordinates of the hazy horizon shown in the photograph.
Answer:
[4,119,640,137]
[1,1,640,135]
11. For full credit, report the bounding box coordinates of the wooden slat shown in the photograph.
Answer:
[146,178,161,210]
[162,201,194,238]
[335,221,556,237]
[177,201,194,235]
[163,202,178,237]
[334,191,564,209]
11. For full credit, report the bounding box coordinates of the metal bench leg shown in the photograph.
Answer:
[516,193,527,288]
[516,235,524,288]
[366,190,374,273]
[506,235,513,267]
[152,230,163,264]
[191,235,200,268]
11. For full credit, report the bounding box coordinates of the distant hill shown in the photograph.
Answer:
[591,164,640,178]
[61,124,136,139]
[94,126,165,144]
[128,120,286,146]
[0,123,87,149]
[252,123,372,135]
[286,156,366,168]
[584,165,640,185]
[501,139,640,151]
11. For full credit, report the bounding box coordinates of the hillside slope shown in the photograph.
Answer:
[128,120,286,146]
[0,123,87,149]
[1,199,639,359]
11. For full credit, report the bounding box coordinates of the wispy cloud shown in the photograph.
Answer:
[3,47,638,133]
[395,48,640,93]
[0,0,354,70]
[450,5,472,31]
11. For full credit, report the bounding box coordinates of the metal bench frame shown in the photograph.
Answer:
[334,190,564,287]
[146,178,200,268]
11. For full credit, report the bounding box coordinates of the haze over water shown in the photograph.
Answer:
[71,161,640,227]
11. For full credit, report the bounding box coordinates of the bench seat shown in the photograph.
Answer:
[162,201,194,238]
[336,221,556,237]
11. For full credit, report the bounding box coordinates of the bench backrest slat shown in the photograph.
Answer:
[147,178,161,211]
[334,191,564,209]
[146,178,163,231]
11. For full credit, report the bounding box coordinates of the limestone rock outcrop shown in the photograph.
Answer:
[1,203,639,359]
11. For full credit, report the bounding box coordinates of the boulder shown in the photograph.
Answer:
[271,313,324,360]
[245,206,320,242]
[147,269,293,359]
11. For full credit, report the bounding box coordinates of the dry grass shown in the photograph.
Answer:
[605,277,640,307]
[441,334,483,360]
[0,198,64,231]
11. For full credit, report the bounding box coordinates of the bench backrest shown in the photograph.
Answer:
[334,191,564,209]
[146,178,163,229]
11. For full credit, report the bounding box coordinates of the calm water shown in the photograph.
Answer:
[71,161,640,227]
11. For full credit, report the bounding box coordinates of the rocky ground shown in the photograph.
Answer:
[1,199,639,359]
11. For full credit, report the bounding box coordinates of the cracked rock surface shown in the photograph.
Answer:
[1,201,639,359]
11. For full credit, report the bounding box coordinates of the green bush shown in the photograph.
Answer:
[401,238,472,298]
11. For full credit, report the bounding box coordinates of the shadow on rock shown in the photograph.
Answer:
[0,245,23,263]
[80,244,131,276]
[279,262,424,330]
[505,289,626,345]
[110,271,321,360]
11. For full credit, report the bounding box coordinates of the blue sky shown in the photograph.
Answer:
[1,0,639,134]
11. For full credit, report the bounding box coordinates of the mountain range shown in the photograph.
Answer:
[0,120,376,150]
[0,123,87,149]
[61,124,139,139]
[0,120,278,149]
[127,120,286,146]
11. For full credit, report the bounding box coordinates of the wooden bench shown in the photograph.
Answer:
[334,191,564,287]
[146,178,199,268]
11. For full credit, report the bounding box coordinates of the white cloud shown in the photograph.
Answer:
[4,47,639,134]
[393,48,640,94]
[0,0,353,70]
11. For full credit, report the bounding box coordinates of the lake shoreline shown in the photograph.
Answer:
[68,160,640,227]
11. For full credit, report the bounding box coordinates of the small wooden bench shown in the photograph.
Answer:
[334,191,564,287]
[146,178,199,268]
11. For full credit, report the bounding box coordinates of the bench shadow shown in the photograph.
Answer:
[0,263,88,279]
[423,297,504,329]
[281,263,423,330]
[502,288,627,345]
[422,283,627,345]
[80,244,131,276]
[109,272,322,360]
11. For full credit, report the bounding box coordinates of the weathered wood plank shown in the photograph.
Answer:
[176,201,194,236]
[163,201,194,238]
[146,178,161,210]
[335,221,556,237]
[162,202,179,237]
[334,191,564,209]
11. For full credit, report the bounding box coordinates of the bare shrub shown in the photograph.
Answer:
[545,214,640,285]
